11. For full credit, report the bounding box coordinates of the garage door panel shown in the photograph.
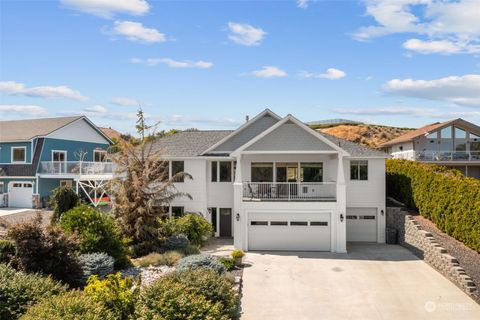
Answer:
[248,212,331,251]
[346,208,377,242]
[9,182,33,208]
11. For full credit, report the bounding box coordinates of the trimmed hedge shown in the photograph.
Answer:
[386,159,480,252]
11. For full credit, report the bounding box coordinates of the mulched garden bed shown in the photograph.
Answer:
[412,214,480,304]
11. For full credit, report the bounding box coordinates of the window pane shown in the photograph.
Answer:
[426,132,438,139]
[455,127,466,139]
[440,126,452,139]
[350,161,359,180]
[211,161,217,182]
[270,221,288,226]
[290,221,308,226]
[172,161,184,182]
[94,151,107,162]
[219,161,232,182]
[251,163,273,182]
[359,161,368,180]
[172,206,184,217]
[13,148,26,162]
[301,163,323,182]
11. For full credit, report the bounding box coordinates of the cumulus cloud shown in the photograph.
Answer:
[111,21,165,43]
[0,104,49,117]
[251,66,288,78]
[131,58,213,69]
[383,74,480,107]
[354,0,480,54]
[299,68,346,80]
[111,97,140,107]
[0,81,87,101]
[83,105,108,114]
[60,0,150,18]
[297,0,310,9]
[228,22,266,46]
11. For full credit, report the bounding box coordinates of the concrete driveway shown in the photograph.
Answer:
[241,243,480,320]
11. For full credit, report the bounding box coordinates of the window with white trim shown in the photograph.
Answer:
[60,180,73,188]
[171,161,184,183]
[211,161,233,182]
[94,150,107,162]
[12,147,26,163]
[350,160,368,181]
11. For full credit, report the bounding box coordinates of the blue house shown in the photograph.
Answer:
[0,116,113,208]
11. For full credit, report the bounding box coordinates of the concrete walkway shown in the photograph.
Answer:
[241,243,480,320]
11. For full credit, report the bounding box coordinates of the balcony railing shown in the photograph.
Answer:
[391,151,480,162]
[39,161,115,176]
[243,182,336,201]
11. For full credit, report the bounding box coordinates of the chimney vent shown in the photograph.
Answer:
[246,115,250,122]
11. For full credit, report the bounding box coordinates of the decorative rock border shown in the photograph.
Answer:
[387,207,477,295]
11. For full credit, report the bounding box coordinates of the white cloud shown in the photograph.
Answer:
[354,0,480,54]
[61,0,150,19]
[0,81,88,101]
[297,0,310,9]
[383,74,480,107]
[111,97,140,106]
[84,105,108,114]
[112,21,165,43]
[228,22,266,46]
[158,114,242,128]
[299,68,346,80]
[333,106,438,117]
[131,58,213,69]
[251,66,288,78]
[0,104,49,117]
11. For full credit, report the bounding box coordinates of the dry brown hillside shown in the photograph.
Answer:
[318,124,413,149]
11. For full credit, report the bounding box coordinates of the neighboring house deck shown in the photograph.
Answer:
[0,116,113,208]
[380,118,480,178]
[150,109,388,253]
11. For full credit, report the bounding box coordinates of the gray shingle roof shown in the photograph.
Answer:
[0,116,82,142]
[150,129,388,158]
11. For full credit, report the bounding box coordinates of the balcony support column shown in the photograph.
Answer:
[233,154,245,250]
[335,154,347,253]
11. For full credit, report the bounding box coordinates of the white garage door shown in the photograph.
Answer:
[248,212,331,251]
[346,208,377,242]
[9,182,33,208]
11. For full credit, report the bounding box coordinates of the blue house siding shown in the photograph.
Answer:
[0,178,36,193]
[38,178,75,199]
[39,138,110,162]
[0,141,32,163]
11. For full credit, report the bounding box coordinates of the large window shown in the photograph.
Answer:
[52,150,66,162]
[350,160,368,181]
[211,162,217,182]
[94,150,107,162]
[440,126,452,139]
[171,161,184,182]
[300,163,323,182]
[172,206,185,217]
[251,162,273,182]
[211,161,233,182]
[12,147,26,163]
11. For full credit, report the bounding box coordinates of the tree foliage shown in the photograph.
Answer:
[50,186,79,223]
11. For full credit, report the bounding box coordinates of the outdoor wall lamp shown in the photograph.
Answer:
[236,213,240,221]
[381,209,384,216]
[340,214,344,222]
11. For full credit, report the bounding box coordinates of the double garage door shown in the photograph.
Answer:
[248,212,331,251]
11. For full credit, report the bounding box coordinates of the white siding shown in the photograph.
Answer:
[47,119,109,144]
[391,142,414,153]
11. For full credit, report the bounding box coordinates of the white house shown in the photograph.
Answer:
[380,118,480,179]
[151,109,388,253]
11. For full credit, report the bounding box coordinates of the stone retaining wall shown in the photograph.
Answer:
[387,207,477,295]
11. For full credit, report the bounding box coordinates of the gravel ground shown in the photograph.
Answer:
[0,210,52,238]
[413,215,480,304]
[120,265,175,286]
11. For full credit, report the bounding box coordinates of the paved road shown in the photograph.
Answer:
[241,243,480,320]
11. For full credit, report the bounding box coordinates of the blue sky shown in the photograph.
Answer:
[1,0,479,134]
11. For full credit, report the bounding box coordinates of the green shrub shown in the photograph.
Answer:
[135,251,184,267]
[386,159,480,252]
[0,263,67,319]
[50,186,79,222]
[177,254,226,274]
[20,290,115,320]
[78,253,114,284]
[0,239,15,264]
[165,234,190,251]
[182,244,200,255]
[175,214,213,246]
[231,249,245,259]
[135,271,229,320]
[219,257,235,271]
[84,273,137,320]
[60,205,130,268]
[7,218,81,286]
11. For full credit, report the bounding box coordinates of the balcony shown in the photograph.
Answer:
[242,182,336,201]
[392,151,480,162]
[39,161,115,177]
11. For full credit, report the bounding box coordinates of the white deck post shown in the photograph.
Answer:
[233,154,244,250]
[336,154,347,253]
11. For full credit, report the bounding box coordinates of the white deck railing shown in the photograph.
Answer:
[39,161,115,176]
[392,151,480,161]
[243,182,336,201]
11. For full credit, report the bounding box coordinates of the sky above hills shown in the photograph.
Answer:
[1,0,479,133]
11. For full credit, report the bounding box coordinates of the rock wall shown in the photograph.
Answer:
[387,207,476,295]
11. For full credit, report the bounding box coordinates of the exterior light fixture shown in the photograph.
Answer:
[381,209,384,216]
[340,214,344,222]
[236,213,240,221]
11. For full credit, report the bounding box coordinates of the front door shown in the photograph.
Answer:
[276,162,298,197]
[219,208,232,237]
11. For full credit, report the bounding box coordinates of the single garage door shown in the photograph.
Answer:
[346,207,377,242]
[248,212,331,251]
[9,182,33,208]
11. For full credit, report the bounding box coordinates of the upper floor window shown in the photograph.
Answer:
[300,163,323,182]
[12,147,26,163]
[251,162,273,182]
[455,127,466,139]
[171,161,184,183]
[94,150,107,162]
[426,132,437,139]
[440,126,452,139]
[211,161,233,182]
[350,160,368,181]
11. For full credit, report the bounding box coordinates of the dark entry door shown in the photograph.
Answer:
[219,208,232,237]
